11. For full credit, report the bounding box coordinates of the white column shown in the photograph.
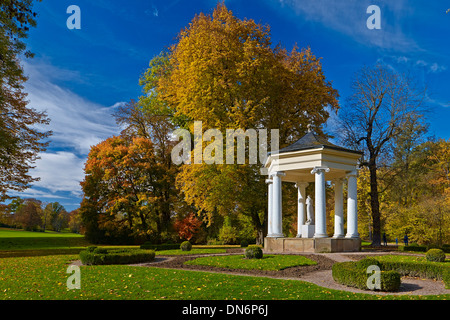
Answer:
[265,177,274,237]
[333,178,344,238]
[346,170,359,238]
[271,171,285,237]
[295,182,309,237]
[311,166,329,238]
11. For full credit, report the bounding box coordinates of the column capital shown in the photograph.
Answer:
[332,178,345,184]
[295,182,309,189]
[270,171,286,177]
[346,169,358,177]
[311,166,330,175]
[265,178,273,184]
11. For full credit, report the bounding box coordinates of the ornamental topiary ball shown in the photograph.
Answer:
[426,248,446,262]
[180,241,192,251]
[244,245,263,259]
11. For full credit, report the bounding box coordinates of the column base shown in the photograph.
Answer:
[314,233,328,238]
[333,234,345,239]
[296,234,302,238]
[265,237,361,253]
[345,234,359,239]
[267,233,284,238]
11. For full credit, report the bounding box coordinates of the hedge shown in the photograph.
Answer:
[377,259,450,289]
[400,244,450,253]
[332,258,401,292]
[80,247,155,265]
[139,242,180,251]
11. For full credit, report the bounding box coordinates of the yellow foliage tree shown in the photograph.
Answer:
[153,3,339,244]
[159,3,338,137]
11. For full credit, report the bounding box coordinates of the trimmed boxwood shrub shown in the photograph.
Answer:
[93,247,107,254]
[400,244,450,253]
[244,245,263,259]
[332,258,401,292]
[379,258,447,281]
[355,257,381,269]
[79,247,155,265]
[426,249,446,262]
[444,268,450,289]
[180,241,192,251]
[359,256,450,289]
[140,242,180,251]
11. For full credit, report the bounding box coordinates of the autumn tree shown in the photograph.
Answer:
[153,3,339,244]
[423,139,450,193]
[0,203,13,226]
[340,64,427,246]
[14,198,42,231]
[80,135,177,243]
[173,212,202,241]
[68,209,83,234]
[0,0,51,200]
[388,117,428,207]
[43,202,68,232]
[113,98,180,241]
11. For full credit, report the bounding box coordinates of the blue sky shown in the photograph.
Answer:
[10,0,450,211]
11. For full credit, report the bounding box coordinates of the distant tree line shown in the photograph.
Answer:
[0,198,82,233]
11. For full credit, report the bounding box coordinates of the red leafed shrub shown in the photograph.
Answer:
[174,213,202,241]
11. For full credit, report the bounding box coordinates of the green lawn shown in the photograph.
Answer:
[1,229,449,300]
[184,254,317,271]
[0,228,89,251]
[2,254,449,300]
[0,228,84,238]
[375,254,449,265]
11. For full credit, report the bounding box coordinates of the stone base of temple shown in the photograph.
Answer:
[264,237,361,253]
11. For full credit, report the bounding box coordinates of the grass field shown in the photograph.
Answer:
[375,254,449,265]
[1,228,449,300]
[0,254,448,300]
[0,228,85,238]
[0,228,89,250]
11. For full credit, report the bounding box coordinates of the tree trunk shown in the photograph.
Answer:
[369,163,381,246]
[249,209,265,245]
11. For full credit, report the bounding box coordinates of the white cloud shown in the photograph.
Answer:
[8,188,68,200]
[378,55,447,75]
[276,0,418,52]
[9,60,123,202]
[429,62,447,73]
[22,60,121,155]
[30,151,86,196]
